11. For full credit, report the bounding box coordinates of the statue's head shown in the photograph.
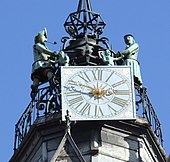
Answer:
[105,49,111,56]
[34,28,48,44]
[124,34,135,45]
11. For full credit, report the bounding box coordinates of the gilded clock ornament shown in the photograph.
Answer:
[61,66,136,121]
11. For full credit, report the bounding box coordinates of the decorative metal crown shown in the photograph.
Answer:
[64,0,106,38]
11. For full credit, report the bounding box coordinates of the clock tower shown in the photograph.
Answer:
[10,0,167,161]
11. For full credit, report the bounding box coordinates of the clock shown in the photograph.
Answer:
[61,66,136,121]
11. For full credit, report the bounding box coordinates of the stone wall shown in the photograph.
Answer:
[9,115,166,162]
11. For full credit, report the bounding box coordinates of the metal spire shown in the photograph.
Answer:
[77,0,92,12]
[64,0,106,38]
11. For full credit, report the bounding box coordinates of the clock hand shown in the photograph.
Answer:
[102,88,128,97]
[91,88,114,98]
[64,85,94,97]
[102,88,115,96]
[68,81,115,98]
[74,89,94,96]
[68,80,95,90]
[68,81,105,99]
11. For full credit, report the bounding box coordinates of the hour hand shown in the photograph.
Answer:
[101,88,115,97]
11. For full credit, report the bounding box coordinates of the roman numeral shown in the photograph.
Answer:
[66,91,81,97]
[105,71,115,82]
[68,96,84,106]
[95,105,104,117]
[92,69,103,81]
[98,69,103,80]
[108,104,117,114]
[79,103,91,115]
[78,71,91,82]
[68,80,76,84]
[92,70,97,80]
[114,90,130,95]
[112,80,126,88]
[73,102,84,110]
[111,97,128,107]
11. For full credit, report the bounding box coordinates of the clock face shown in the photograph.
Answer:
[61,66,136,121]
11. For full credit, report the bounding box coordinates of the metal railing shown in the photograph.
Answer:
[14,85,61,150]
[13,84,164,150]
[135,85,164,146]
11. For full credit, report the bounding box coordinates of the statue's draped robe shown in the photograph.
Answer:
[121,43,142,85]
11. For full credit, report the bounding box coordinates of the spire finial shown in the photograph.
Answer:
[77,0,92,12]
[64,0,106,38]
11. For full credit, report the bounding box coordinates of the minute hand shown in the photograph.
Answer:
[68,80,94,90]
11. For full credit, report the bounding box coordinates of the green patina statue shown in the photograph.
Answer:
[118,34,142,86]
[31,28,69,98]
[102,34,142,86]
[102,49,124,66]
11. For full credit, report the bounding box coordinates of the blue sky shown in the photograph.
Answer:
[0,0,170,161]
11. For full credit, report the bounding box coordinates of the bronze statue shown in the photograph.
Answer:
[118,34,142,86]
[31,28,69,98]
[101,49,125,66]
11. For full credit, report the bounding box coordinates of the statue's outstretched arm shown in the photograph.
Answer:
[35,44,55,56]
[112,54,124,61]
[120,43,139,56]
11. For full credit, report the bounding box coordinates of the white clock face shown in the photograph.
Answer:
[61,66,136,121]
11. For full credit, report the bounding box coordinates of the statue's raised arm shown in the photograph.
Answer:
[31,28,56,98]
[31,28,69,99]
[118,34,142,86]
